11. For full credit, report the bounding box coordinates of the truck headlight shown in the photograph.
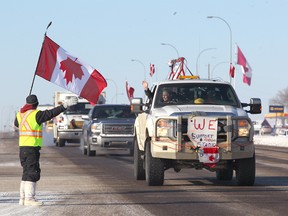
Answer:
[156,119,176,139]
[236,119,250,137]
[91,123,101,134]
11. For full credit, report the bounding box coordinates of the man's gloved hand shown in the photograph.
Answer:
[63,97,78,108]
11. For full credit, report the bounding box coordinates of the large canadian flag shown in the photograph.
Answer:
[237,46,252,86]
[36,36,107,104]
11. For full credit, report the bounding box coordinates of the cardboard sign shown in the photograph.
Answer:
[187,116,219,163]
[187,116,218,147]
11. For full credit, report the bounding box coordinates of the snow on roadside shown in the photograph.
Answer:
[254,135,288,148]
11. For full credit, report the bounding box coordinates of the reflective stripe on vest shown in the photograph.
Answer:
[17,110,43,147]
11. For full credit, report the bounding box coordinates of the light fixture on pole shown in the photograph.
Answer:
[196,48,216,75]
[161,43,179,58]
[131,59,147,80]
[106,78,118,104]
[211,61,229,78]
[207,16,233,84]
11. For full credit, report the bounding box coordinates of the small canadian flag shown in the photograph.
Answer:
[149,63,155,77]
[125,81,134,102]
[237,45,252,86]
[229,63,235,78]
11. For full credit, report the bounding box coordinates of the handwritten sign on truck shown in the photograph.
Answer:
[187,116,219,163]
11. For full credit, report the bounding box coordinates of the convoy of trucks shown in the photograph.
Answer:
[50,73,263,187]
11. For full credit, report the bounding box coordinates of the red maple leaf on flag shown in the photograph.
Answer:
[60,57,84,84]
[209,155,215,162]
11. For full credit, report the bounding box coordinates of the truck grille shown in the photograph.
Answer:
[103,124,134,135]
[182,118,228,143]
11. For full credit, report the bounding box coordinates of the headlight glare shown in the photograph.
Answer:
[156,119,176,139]
[91,123,101,133]
[237,119,250,137]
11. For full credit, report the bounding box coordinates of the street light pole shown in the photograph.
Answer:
[106,78,118,104]
[131,59,147,80]
[207,16,233,84]
[161,43,179,58]
[196,48,216,75]
[111,93,124,103]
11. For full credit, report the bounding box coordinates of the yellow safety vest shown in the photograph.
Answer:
[16,110,43,147]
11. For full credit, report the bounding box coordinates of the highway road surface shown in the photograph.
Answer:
[0,129,288,216]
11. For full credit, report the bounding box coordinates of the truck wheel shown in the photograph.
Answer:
[235,154,255,186]
[134,138,145,180]
[58,139,66,147]
[145,141,164,186]
[216,161,233,181]
[87,144,96,157]
[129,145,134,156]
[81,137,87,155]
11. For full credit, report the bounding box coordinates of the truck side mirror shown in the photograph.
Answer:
[81,115,89,120]
[242,98,262,114]
[249,98,262,114]
[131,98,144,114]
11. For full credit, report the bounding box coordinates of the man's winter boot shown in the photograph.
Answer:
[19,181,25,205]
[24,181,43,206]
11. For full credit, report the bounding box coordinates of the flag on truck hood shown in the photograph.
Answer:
[35,36,107,104]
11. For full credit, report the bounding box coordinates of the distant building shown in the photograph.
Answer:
[264,112,288,129]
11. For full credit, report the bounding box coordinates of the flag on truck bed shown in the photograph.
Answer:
[237,45,252,86]
[35,36,107,104]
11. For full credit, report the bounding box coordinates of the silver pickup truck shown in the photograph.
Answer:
[81,104,136,156]
[131,77,261,186]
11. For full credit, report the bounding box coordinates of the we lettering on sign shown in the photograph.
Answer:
[192,118,217,131]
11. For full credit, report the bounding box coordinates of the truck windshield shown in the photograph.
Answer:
[64,103,92,114]
[92,106,136,119]
[154,83,240,108]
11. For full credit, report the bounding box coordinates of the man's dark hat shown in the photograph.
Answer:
[26,94,39,105]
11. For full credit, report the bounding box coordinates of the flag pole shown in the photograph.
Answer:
[233,43,237,89]
[28,21,52,96]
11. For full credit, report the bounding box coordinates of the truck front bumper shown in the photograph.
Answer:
[89,134,134,151]
[151,140,255,160]
[58,129,82,140]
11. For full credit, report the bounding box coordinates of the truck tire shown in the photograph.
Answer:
[145,141,164,186]
[129,145,134,156]
[134,138,145,180]
[235,154,255,186]
[87,144,96,157]
[58,138,66,147]
[216,161,233,181]
[81,137,87,155]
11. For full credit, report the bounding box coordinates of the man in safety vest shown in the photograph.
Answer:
[14,94,78,206]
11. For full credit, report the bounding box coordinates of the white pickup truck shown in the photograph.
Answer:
[131,76,261,186]
[53,91,93,147]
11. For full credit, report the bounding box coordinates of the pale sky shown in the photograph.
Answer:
[1,0,287,130]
